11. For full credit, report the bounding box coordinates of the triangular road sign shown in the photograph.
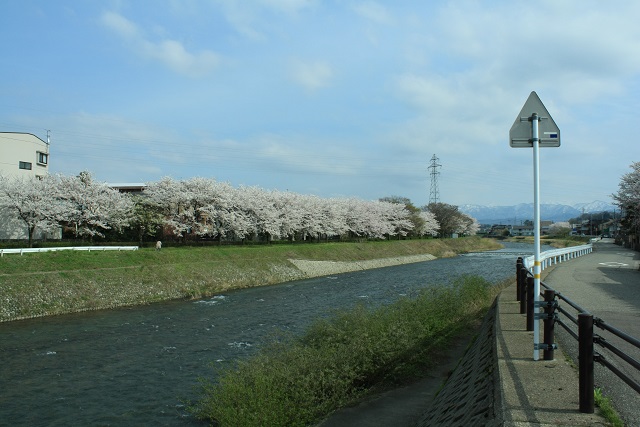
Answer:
[510,91,560,148]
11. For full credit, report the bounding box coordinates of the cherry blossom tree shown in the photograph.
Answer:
[179,177,222,238]
[377,200,414,238]
[128,194,164,245]
[416,210,440,236]
[612,162,640,245]
[341,198,413,239]
[144,177,186,237]
[0,175,61,247]
[144,177,202,239]
[236,186,283,242]
[198,182,253,241]
[455,214,480,236]
[315,198,350,241]
[547,221,571,237]
[54,172,133,240]
[141,177,435,243]
[380,196,426,237]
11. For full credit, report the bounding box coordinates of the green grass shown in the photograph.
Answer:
[190,275,502,427]
[0,237,502,322]
[594,388,625,427]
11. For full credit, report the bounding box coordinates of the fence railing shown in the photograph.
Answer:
[521,243,593,271]
[0,246,139,256]
[516,255,640,413]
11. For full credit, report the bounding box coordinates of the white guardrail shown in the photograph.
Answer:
[522,242,594,271]
[0,246,139,256]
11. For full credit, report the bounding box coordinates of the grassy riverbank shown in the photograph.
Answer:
[191,275,504,427]
[0,237,502,322]
[505,235,591,248]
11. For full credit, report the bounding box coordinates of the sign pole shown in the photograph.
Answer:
[531,113,541,361]
[510,91,560,361]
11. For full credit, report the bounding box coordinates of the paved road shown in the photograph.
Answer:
[542,238,640,426]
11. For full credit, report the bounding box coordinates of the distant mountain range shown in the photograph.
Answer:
[459,201,616,224]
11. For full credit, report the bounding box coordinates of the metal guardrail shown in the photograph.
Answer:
[516,255,640,414]
[521,243,593,271]
[0,246,139,256]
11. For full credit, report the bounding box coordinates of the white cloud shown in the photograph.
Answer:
[259,0,315,15]
[101,11,220,77]
[257,140,359,176]
[216,0,315,41]
[394,73,457,112]
[430,1,640,104]
[352,1,393,25]
[101,10,138,39]
[289,60,333,90]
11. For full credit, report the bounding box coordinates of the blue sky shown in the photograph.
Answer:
[2,1,639,207]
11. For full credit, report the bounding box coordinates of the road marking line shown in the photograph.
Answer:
[598,262,629,267]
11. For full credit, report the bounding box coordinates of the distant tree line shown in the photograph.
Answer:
[0,173,479,247]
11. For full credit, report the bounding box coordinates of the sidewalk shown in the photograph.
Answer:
[496,282,608,426]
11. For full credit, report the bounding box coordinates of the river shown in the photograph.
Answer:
[0,243,543,426]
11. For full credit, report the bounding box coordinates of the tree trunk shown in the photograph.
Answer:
[28,225,36,248]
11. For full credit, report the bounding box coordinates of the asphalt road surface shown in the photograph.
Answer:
[542,238,640,426]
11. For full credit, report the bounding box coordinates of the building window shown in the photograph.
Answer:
[19,161,32,170]
[37,152,48,165]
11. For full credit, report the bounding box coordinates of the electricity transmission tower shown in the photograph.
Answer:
[428,154,441,205]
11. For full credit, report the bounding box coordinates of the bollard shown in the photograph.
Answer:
[516,257,523,301]
[519,268,528,314]
[526,276,534,332]
[543,289,556,361]
[578,313,595,413]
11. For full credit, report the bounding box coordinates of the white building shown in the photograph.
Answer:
[0,132,58,240]
[0,132,50,178]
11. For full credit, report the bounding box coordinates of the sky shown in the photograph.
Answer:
[1,0,639,208]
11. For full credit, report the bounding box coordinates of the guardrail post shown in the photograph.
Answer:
[519,268,528,314]
[578,313,595,413]
[526,276,534,332]
[543,289,556,361]
[516,257,523,301]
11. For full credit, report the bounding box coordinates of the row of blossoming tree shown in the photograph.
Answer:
[0,173,479,247]
[0,172,132,247]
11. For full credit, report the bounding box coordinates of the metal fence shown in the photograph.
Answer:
[521,243,593,271]
[0,246,139,256]
[516,254,640,413]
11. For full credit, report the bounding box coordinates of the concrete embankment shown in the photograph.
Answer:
[416,281,609,426]
[288,254,437,278]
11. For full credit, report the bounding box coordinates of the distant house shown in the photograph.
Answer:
[109,183,146,194]
[510,225,534,236]
[0,132,58,241]
[0,132,50,179]
[540,220,553,235]
[488,224,509,237]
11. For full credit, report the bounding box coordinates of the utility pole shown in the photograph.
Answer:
[428,154,441,205]
[46,130,51,156]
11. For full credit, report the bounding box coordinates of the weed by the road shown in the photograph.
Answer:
[594,387,624,427]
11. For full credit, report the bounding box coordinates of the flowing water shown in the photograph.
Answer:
[0,243,542,426]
